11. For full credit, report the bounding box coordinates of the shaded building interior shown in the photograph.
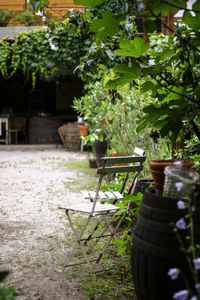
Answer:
[0,69,84,144]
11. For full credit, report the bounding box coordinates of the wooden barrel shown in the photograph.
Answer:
[58,122,80,150]
[131,189,198,300]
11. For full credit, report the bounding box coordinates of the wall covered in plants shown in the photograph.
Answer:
[0,10,92,86]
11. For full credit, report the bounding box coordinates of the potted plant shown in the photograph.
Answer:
[149,159,194,196]
[77,123,89,137]
[73,80,112,162]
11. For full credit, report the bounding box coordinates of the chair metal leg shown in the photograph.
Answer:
[96,211,127,263]
[64,211,94,270]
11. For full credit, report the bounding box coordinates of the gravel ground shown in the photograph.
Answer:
[0,145,91,300]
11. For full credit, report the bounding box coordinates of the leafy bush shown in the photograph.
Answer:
[15,10,36,26]
[0,9,13,27]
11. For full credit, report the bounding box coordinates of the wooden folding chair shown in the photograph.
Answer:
[59,147,145,271]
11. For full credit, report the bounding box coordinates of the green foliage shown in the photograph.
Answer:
[75,0,106,7]
[113,192,143,255]
[15,10,37,26]
[29,0,49,11]
[106,62,141,89]
[0,11,92,86]
[81,261,135,298]
[116,36,149,57]
[102,171,144,255]
[0,9,13,27]
[73,0,200,149]
[90,11,124,41]
[73,79,113,144]
[0,271,15,300]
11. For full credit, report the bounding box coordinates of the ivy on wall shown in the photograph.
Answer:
[0,11,92,86]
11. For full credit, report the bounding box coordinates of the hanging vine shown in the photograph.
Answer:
[0,10,92,86]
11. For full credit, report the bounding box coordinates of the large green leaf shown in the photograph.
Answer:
[116,37,149,58]
[74,0,106,7]
[193,0,200,10]
[113,63,141,78]
[182,11,200,30]
[136,120,148,133]
[106,63,142,89]
[143,104,158,114]
[90,12,123,41]
[141,81,156,94]
[161,0,186,9]
[144,0,185,15]
[106,75,133,89]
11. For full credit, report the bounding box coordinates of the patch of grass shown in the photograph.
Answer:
[64,178,98,192]
[63,256,135,299]
[62,159,97,175]
[84,268,134,299]
[60,214,135,299]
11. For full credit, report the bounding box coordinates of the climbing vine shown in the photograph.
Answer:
[0,11,92,86]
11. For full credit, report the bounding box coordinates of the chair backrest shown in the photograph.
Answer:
[97,147,145,193]
[98,147,145,175]
[90,147,145,214]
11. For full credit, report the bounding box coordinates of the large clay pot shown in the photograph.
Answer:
[149,160,194,195]
[131,189,199,300]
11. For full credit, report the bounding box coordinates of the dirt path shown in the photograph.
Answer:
[0,146,92,300]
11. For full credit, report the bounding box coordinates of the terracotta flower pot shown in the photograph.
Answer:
[149,160,194,196]
[78,124,88,136]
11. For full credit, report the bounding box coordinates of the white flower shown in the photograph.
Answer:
[42,16,46,22]
[125,23,133,31]
[50,44,58,51]
[36,10,43,16]
[45,33,50,38]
